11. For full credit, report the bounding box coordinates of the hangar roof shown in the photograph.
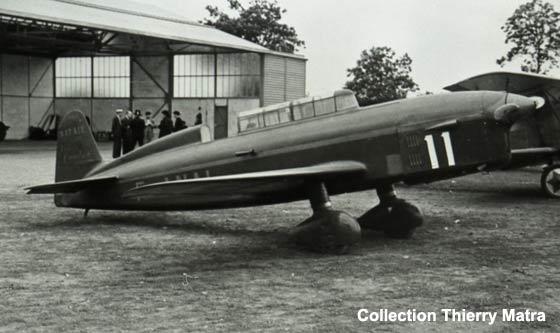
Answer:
[0,0,305,59]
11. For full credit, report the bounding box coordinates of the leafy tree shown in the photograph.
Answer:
[345,46,418,106]
[202,0,305,53]
[497,0,560,74]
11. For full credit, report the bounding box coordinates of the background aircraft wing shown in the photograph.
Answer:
[25,176,118,194]
[444,71,560,95]
[124,161,367,198]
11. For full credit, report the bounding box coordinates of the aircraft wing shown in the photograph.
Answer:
[508,147,560,167]
[511,147,559,157]
[25,176,118,194]
[124,161,367,198]
[511,147,560,165]
[444,71,560,95]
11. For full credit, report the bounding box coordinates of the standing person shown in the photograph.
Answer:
[131,109,145,148]
[122,110,134,154]
[194,112,202,126]
[173,110,187,132]
[0,121,9,142]
[111,109,123,158]
[144,111,155,144]
[158,110,173,138]
[194,106,203,125]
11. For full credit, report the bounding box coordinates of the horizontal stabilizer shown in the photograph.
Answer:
[25,176,118,194]
[124,161,367,198]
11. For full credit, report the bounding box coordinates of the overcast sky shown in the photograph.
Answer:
[132,0,560,95]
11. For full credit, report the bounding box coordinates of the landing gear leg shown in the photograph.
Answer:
[541,164,560,198]
[291,182,361,253]
[358,185,423,238]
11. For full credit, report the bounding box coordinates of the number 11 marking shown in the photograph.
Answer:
[441,132,456,166]
[423,131,456,169]
[424,134,439,169]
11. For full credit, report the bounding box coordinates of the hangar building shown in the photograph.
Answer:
[0,0,306,140]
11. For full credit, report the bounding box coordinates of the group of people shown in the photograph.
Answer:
[111,109,154,158]
[112,108,202,158]
[157,110,187,138]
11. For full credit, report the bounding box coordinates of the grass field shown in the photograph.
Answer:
[1,141,558,332]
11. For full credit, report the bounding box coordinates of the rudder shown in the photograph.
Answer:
[55,111,102,182]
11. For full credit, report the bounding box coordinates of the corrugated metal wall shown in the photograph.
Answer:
[263,55,286,105]
[263,55,306,106]
[0,54,54,139]
[286,58,306,101]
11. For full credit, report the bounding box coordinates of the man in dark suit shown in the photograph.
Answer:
[194,110,202,126]
[173,110,187,132]
[111,109,123,158]
[122,110,134,154]
[158,110,174,138]
[131,109,146,148]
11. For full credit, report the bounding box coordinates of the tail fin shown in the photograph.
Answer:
[55,111,102,182]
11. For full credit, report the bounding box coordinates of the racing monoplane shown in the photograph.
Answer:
[27,89,541,252]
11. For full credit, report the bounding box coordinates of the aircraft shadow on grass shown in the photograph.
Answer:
[34,212,281,236]
[438,185,547,203]
[20,212,451,279]
[30,210,405,254]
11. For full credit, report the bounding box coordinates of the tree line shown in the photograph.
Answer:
[203,0,560,106]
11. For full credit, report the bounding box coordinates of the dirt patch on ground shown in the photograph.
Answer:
[0,141,558,331]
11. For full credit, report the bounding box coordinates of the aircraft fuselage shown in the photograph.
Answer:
[57,91,535,210]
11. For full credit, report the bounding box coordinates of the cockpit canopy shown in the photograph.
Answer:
[238,89,359,133]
